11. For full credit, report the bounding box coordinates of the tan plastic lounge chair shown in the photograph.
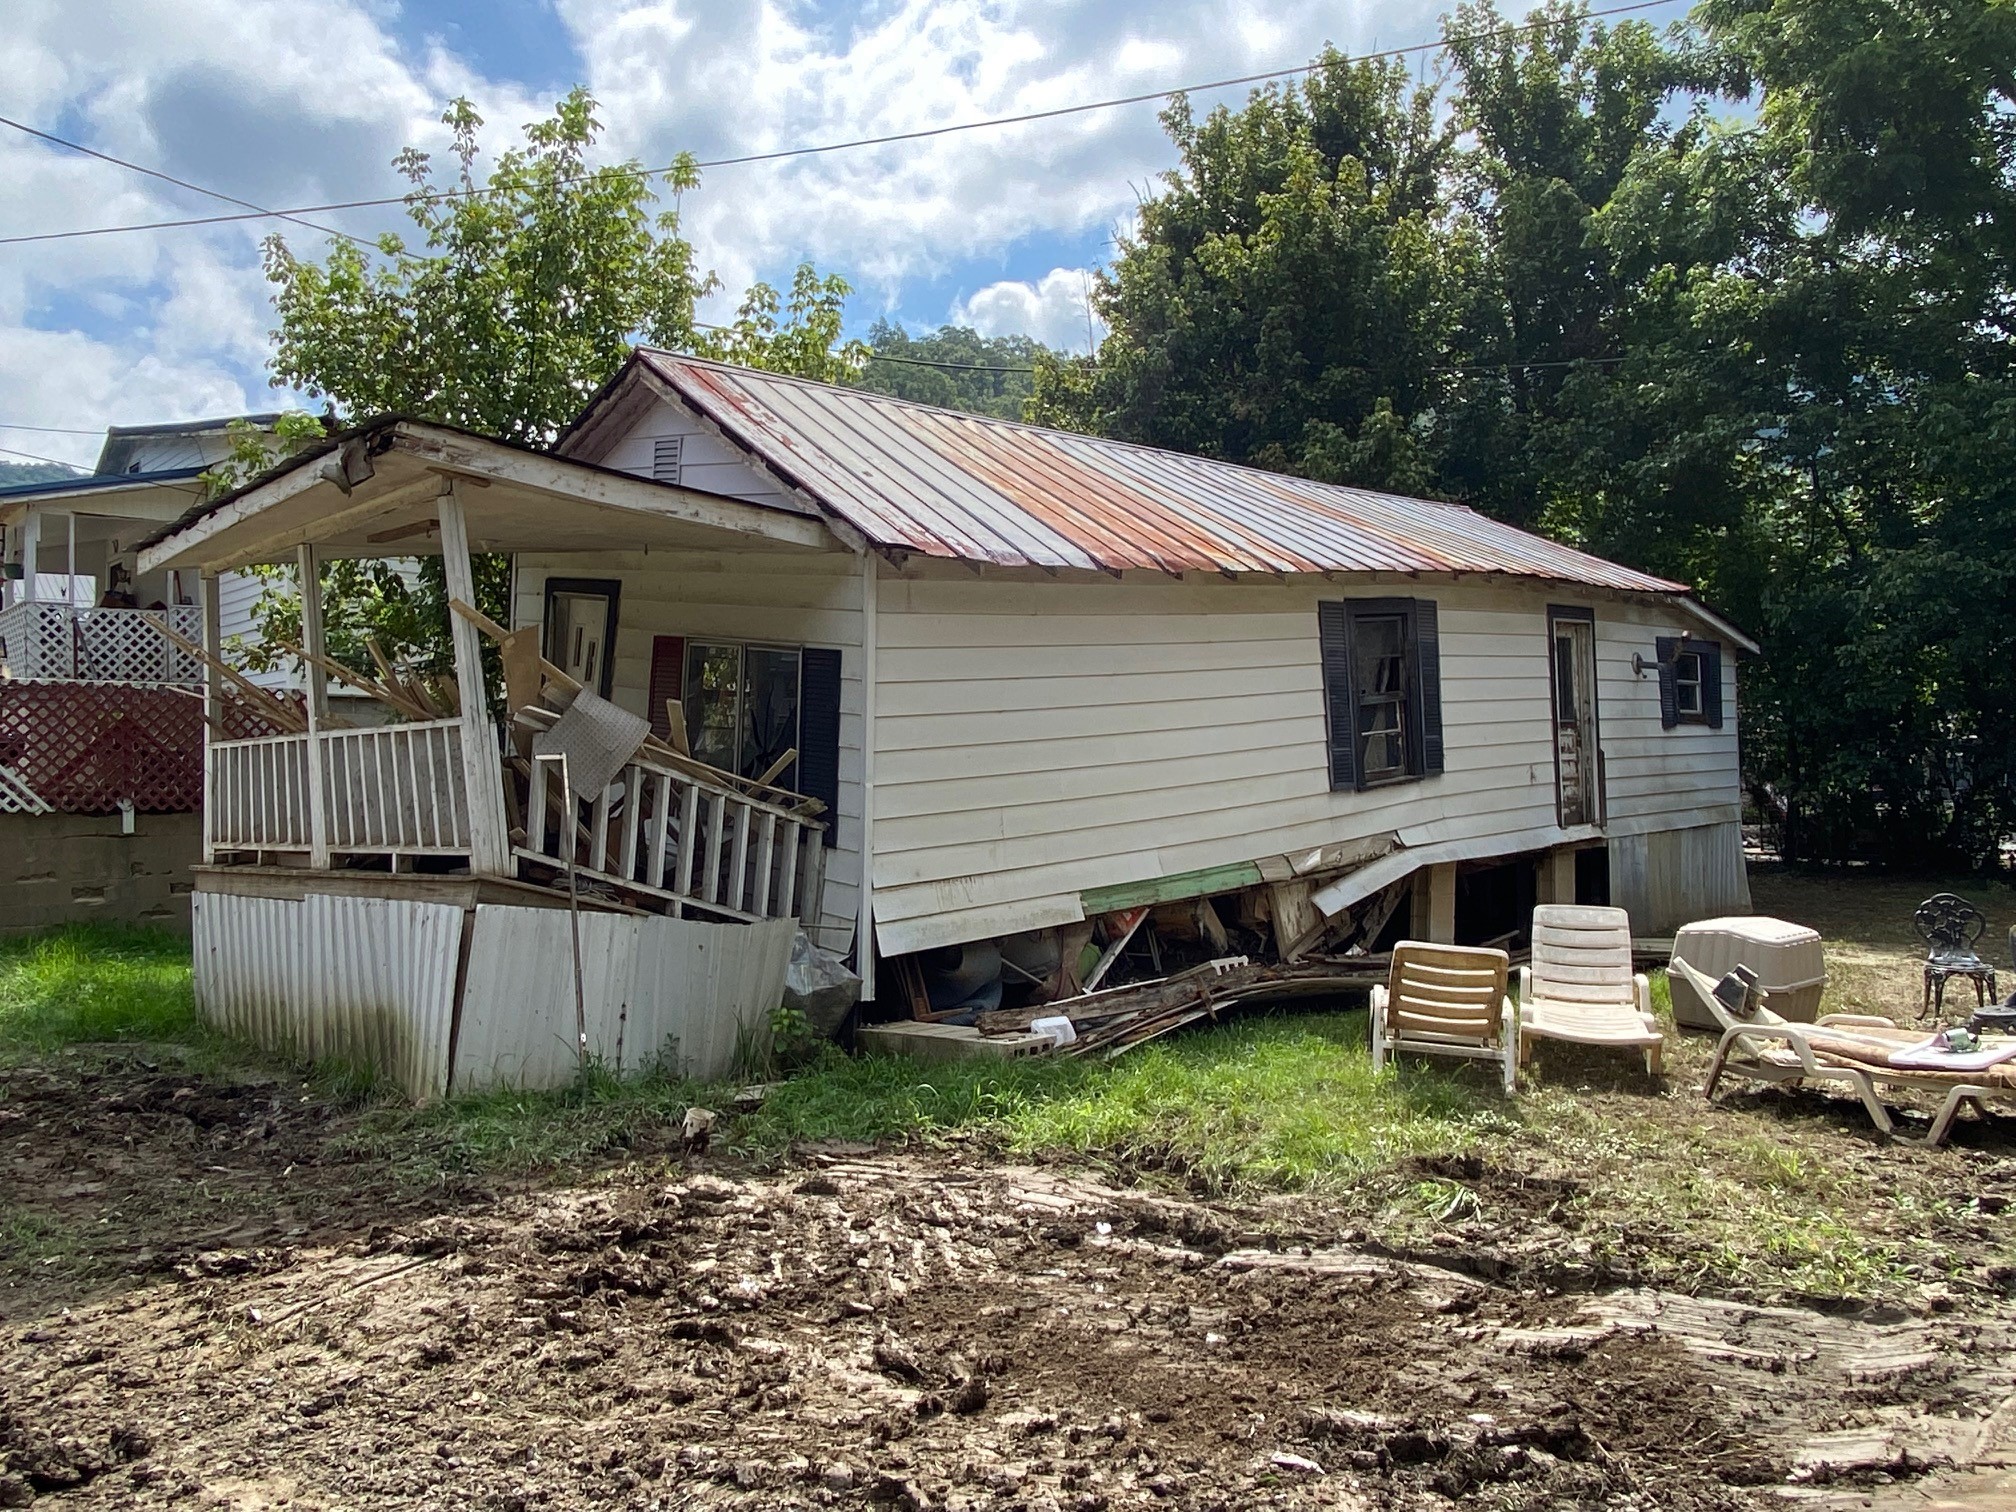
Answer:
[1371,941,1518,1094]
[1674,958,2016,1145]
[1519,905,1664,1073]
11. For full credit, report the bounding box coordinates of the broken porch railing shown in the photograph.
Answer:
[516,740,825,926]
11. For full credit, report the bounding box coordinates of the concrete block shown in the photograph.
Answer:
[858,1020,1054,1066]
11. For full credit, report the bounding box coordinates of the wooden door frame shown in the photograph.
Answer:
[540,576,622,699]
[1546,605,1602,829]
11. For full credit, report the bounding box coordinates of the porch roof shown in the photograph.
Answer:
[136,416,847,575]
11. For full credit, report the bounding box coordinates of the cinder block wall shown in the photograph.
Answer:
[0,812,200,935]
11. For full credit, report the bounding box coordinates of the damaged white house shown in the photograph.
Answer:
[138,352,1753,1090]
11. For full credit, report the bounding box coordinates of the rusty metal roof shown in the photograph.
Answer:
[632,351,1690,594]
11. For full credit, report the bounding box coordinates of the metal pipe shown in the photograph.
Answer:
[534,750,589,1078]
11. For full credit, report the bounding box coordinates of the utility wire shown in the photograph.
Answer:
[0,0,1680,249]
[0,420,108,435]
[0,115,373,248]
[0,442,92,471]
[857,351,1636,375]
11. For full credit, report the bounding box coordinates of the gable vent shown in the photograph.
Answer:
[651,435,684,484]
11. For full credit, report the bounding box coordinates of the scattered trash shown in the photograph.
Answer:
[782,931,861,1040]
[680,1107,716,1155]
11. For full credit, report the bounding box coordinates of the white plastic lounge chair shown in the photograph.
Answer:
[1371,941,1518,1094]
[1674,958,2016,1145]
[1519,905,1664,1073]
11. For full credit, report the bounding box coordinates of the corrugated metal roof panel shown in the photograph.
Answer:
[640,351,1690,594]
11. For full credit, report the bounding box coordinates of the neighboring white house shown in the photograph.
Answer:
[0,416,290,687]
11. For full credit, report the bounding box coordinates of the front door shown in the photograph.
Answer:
[541,577,622,699]
[1551,614,1599,826]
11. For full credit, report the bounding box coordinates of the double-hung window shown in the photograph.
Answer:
[1656,637,1723,728]
[1317,598,1445,791]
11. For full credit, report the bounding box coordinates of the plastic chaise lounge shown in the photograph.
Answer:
[1519,905,1665,1073]
[1673,959,2016,1146]
[1370,941,1519,1094]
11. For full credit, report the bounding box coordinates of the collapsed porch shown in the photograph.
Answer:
[139,418,855,943]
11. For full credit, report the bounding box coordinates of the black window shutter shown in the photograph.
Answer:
[1700,640,1724,729]
[798,647,843,848]
[1656,636,1680,728]
[647,635,685,743]
[1317,602,1359,791]
[1412,599,1444,774]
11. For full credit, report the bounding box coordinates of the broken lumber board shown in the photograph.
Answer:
[977,960,1382,1038]
[1079,861,1265,915]
[153,620,308,733]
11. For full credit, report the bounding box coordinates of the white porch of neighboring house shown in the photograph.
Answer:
[139,420,845,1097]
[1,480,207,683]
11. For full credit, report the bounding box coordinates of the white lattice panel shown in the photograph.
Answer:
[0,602,202,684]
[0,761,50,814]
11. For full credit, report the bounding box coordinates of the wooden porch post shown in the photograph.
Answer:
[16,511,36,604]
[436,481,511,877]
[855,550,879,1000]
[297,545,331,868]
[200,571,221,864]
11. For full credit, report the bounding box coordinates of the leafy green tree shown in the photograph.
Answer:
[251,90,863,680]
[854,321,1054,420]
[1035,49,1471,493]
[265,90,708,444]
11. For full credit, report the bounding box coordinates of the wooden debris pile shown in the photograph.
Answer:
[975,955,1392,1058]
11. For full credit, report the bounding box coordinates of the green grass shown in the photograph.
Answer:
[0,924,202,1052]
[735,1015,1517,1193]
[0,926,1994,1303]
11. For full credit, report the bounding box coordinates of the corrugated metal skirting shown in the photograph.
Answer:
[192,892,463,1100]
[191,891,795,1099]
[1608,819,1752,936]
[455,907,796,1091]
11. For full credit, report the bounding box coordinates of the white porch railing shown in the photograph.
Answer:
[206,718,823,928]
[320,720,472,855]
[0,601,204,683]
[209,719,471,859]
[519,751,825,926]
[209,731,315,851]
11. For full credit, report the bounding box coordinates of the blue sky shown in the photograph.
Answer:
[0,0,1694,469]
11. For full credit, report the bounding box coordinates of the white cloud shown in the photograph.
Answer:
[954,266,1107,353]
[562,0,1441,300]
[0,0,1449,444]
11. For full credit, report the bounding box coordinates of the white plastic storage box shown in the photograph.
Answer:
[1669,916,1828,1027]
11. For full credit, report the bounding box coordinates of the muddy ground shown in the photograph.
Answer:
[2,1048,2014,1511]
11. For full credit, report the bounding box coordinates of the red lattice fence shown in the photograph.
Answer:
[0,682,292,815]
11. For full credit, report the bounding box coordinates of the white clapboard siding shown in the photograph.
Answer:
[1595,605,1743,828]
[592,402,804,513]
[869,564,1742,950]
[214,567,294,691]
[514,548,864,954]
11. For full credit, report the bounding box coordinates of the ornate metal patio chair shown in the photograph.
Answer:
[1915,893,1998,1018]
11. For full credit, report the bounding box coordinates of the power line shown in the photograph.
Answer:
[861,351,1057,374]
[0,115,372,249]
[857,351,1638,375]
[0,442,91,471]
[0,0,1681,249]
[0,420,106,435]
